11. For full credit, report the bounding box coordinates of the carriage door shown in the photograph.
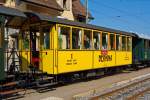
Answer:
[40,26,54,74]
[30,28,40,70]
[30,25,54,74]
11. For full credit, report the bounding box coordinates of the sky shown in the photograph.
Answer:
[81,0,150,36]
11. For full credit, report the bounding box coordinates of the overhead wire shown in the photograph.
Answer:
[87,0,150,33]
[90,0,150,25]
[89,8,138,32]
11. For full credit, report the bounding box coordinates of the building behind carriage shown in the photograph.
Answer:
[1,0,93,22]
[0,0,93,45]
[0,0,93,70]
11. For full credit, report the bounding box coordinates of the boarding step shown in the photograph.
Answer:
[36,82,58,93]
[28,71,48,75]
[138,65,145,68]
[1,81,19,87]
[37,76,54,82]
[6,75,15,79]
[36,82,57,88]
[0,89,24,96]
[35,76,57,90]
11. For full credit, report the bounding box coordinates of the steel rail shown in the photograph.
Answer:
[92,77,150,100]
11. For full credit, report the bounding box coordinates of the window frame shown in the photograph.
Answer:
[122,35,127,51]
[21,30,30,50]
[93,30,101,50]
[72,27,83,50]
[56,24,133,51]
[144,39,149,49]
[127,36,132,51]
[83,29,93,50]
[57,24,71,50]
[116,34,122,51]
[149,40,150,49]
[109,33,116,51]
[41,26,51,50]
[102,32,109,50]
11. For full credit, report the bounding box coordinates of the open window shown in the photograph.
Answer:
[22,31,30,50]
[116,35,122,50]
[127,37,132,51]
[144,40,146,49]
[83,30,92,49]
[58,26,70,49]
[102,32,108,50]
[42,26,51,50]
[29,27,41,52]
[72,28,82,49]
[144,39,149,49]
[93,31,101,50]
[110,34,115,50]
[148,40,150,48]
[122,36,126,51]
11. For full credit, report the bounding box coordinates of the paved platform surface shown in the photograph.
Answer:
[16,67,150,100]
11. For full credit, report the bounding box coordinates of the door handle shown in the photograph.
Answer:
[40,51,48,55]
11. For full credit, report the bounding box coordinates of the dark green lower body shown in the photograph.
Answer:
[133,38,150,64]
[145,49,150,61]
[0,48,5,80]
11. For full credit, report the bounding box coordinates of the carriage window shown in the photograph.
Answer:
[22,31,30,50]
[83,30,92,49]
[102,32,108,50]
[145,40,149,49]
[72,28,82,49]
[127,37,132,51]
[43,27,50,49]
[149,41,150,48]
[93,31,100,50]
[36,32,40,51]
[144,40,149,49]
[58,26,70,49]
[144,40,147,49]
[122,36,126,51]
[119,36,122,50]
[116,35,121,50]
[110,34,115,50]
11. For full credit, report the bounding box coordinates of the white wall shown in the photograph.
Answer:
[56,0,74,20]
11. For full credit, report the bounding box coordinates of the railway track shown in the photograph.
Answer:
[73,73,150,100]
[137,90,150,100]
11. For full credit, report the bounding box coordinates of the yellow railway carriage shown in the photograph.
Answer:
[18,12,135,75]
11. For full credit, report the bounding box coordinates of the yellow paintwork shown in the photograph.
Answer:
[55,50,132,74]
[116,51,132,66]
[40,50,54,74]
[20,51,30,72]
[57,51,93,73]
[20,23,133,75]
[94,51,116,68]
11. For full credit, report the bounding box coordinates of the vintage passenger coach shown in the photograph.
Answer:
[0,5,150,98]
[17,12,135,75]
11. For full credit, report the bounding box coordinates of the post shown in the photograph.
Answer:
[0,15,5,80]
[85,0,88,24]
